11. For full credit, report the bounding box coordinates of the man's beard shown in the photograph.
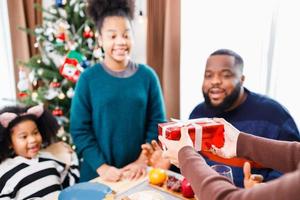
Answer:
[203,82,242,112]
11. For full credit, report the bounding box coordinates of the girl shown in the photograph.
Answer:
[0,105,79,200]
[70,0,166,182]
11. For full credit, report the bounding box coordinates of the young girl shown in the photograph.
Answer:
[70,0,166,182]
[0,105,79,200]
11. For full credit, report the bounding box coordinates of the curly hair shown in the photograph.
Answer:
[0,106,59,163]
[87,0,135,31]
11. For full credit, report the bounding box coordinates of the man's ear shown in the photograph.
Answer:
[241,75,245,83]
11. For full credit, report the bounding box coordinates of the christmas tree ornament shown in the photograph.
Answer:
[54,19,70,43]
[17,68,29,92]
[50,8,58,14]
[79,10,85,17]
[37,69,44,76]
[66,87,75,98]
[44,27,54,36]
[45,43,54,52]
[56,33,66,42]
[34,42,39,48]
[87,38,94,50]
[52,107,64,116]
[31,92,39,102]
[57,127,65,137]
[34,27,43,34]
[83,26,94,38]
[58,8,67,19]
[68,50,89,68]
[50,78,61,88]
[59,58,81,83]
[62,136,67,141]
[74,3,80,12]
[45,88,59,100]
[93,47,103,59]
[18,92,28,98]
[32,79,38,87]
[70,0,76,6]
[58,92,66,100]
[55,0,67,7]
[48,35,54,42]
[66,41,78,51]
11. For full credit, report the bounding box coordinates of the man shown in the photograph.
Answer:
[189,49,300,187]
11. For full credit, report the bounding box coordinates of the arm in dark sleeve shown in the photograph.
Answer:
[145,69,166,143]
[237,133,300,173]
[179,146,300,200]
[70,75,106,171]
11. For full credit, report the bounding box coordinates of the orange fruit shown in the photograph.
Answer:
[148,168,167,186]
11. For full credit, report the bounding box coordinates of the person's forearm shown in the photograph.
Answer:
[237,133,300,173]
[178,146,300,200]
[179,146,237,200]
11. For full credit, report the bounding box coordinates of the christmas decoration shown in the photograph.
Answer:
[66,87,75,98]
[19,0,98,144]
[60,58,81,83]
[52,106,64,116]
[83,26,94,38]
[17,67,30,98]
[55,0,67,7]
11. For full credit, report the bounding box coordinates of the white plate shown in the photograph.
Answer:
[128,190,165,200]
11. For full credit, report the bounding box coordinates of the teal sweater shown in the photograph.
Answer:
[70,63,166,181]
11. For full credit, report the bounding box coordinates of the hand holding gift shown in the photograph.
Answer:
[210,117,240,158]
[158,118,225,151]
[159,118,263,168]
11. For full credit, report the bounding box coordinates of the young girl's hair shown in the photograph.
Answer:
[0,105,59,163]
[87,0,135,30]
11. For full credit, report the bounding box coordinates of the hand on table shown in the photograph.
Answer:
[121,161,147,181]
[97,164,123,182]
[243,162,264,189]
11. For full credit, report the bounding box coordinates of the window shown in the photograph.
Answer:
[181,0,300,128]
[0,0,15,108]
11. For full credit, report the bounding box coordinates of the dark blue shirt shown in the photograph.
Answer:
[189,88,300,187]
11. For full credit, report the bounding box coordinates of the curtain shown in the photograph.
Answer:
[147,0,181,119]
[7,0,42,96]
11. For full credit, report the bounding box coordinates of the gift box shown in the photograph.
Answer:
[158,118,224,151]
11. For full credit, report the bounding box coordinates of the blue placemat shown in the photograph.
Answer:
[59,182,112,200]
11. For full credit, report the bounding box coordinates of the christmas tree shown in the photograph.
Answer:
[18,0,102,144]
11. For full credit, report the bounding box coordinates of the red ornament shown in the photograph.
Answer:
[56,33,66,41]
[52,107,63,116]
[50,81,61,88]
[18,92,28,98]
[83,30,94,38]
[59,58,81,83]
